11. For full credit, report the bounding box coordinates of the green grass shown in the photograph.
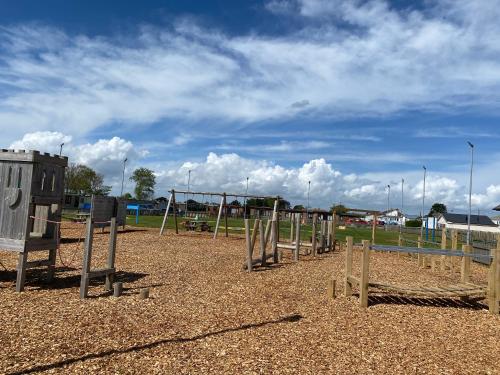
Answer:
[126,215,435,247]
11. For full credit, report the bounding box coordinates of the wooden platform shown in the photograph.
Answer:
[368,282,487,298]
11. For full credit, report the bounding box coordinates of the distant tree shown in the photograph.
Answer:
[230,200,241,206]
[65,163,111,196]
[130,167,156,200]
[293,204,305,211]
[331,204,348,215]
[428,203,447,217]
[121,192,133,199]
[406,219,422,228]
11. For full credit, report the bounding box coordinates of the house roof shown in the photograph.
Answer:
[440,213,497,226]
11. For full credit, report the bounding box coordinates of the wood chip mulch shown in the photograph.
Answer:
[0,224,498,374]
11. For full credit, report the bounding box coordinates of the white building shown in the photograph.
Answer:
[437,213,500,233]
[365,209,407,225]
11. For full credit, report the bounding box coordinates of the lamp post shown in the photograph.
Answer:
[120,158,128,197]
[400,178,404,231]
[59,143,64,156]
[386,184,391,212]
[244,177,249,219]
[467,141,474,245]
[421,166,427,239]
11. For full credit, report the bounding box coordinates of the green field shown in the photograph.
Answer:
[125,215,437,247]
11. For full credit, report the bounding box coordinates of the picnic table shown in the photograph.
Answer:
[184,220,211,232]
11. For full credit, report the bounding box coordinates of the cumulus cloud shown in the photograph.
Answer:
[9,132,144,181]
[1,0,500,142]
[153,152,500,212]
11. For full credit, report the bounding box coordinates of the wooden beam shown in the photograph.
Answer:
[488,237,499,314]
[159,193,173,235]
[245,219,252,272]
[224,193,228,238]
[213,195,224,239]
[360,240,370,308]
[311,213,317,257]
[294,213,300,261]
[172,190,178,235]
[461,244,472,284]
[345,236,353,297]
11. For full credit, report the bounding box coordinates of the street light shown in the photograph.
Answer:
[59,143,64,156]
[386,184,391,212]
[467,141,474,245]
[421,166,427,239]
[400,178,404,231]
[120,158,128,197]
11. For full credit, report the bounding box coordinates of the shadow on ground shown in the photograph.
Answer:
[368,294,487,310]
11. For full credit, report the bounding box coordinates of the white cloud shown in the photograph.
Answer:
[154,152,500,212]
[9,132,145,182]
[2,1,500,141]
[9,131,72,154]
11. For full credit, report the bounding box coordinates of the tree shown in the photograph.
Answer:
[230,200,241,206]
[130,168,156,200]
[293,204,305,211]
[331,204,348,215]
[65,164,111,196]
[428,203,447,217]
[121,192,133,199]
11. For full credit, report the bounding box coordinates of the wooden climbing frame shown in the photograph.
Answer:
[344,236,500,314]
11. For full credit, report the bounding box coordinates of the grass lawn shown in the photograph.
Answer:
[126,215,432,247]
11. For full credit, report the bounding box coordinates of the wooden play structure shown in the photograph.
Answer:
[0,149,68,292]
[159,189,282,239]
[344,237,500,314]
[79,213,118,299]
[243,202,337,271]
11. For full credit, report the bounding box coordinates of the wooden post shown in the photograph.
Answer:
[172,190,178,235]
[417,235,423,267]
[344,236,354,297]
[213,195,224,239]
[327,279,336,299]
[105,217,117,291]
[245,219,253,272]
[320,220,326,254]
[312,213,317,256]
[271,220,278,263]
[327,219,332,252]
[371,214,377,244]
[223,193,228,237]
[80,218,94,299]
[451,230,458,273]
[289,213,294,243]
[159,192,173,235]
[440,228,447,271]
[488,237,499,314]
[15,251,28,292]
[461,244,472,284]
[360,240,370,308]
[332,212,337,250]
[264,219,272,248]
[251,219,260,255]
[259,220,266,267]
[113,282,123,297]
[139,288,150,300]
[294,213,300,261]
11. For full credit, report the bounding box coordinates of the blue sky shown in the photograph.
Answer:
[1,0,500,214]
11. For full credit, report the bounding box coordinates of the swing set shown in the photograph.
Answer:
[159,189,281,239]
